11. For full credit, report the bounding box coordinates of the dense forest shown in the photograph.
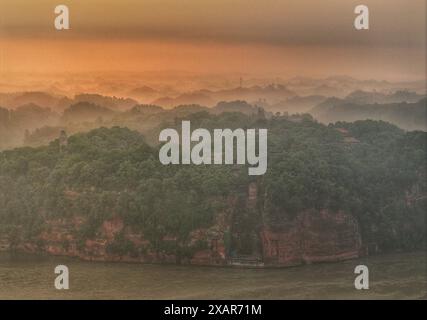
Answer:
[0,112,425,260]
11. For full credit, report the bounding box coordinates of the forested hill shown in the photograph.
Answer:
[0,113,425,265]
[311,98,426,131]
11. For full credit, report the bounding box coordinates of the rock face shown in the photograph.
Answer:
[12,210,231,265]
[7,184,363,267]
[260,210,362,266]
[189,210,230,266]
[10,210,362,266]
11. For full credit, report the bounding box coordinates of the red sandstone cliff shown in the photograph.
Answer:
[260,210,362,266]
[7,184,363,267]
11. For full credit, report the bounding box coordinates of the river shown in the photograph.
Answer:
[0,252,425,299]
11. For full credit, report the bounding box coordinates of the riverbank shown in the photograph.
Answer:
[0,251,425,299]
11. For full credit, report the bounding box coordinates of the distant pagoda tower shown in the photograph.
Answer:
[59,130,68,152]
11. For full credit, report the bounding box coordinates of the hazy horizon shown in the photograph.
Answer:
[0,0,426,86]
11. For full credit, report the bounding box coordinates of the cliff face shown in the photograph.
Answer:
[260,210,362,266]
[11,200,232,265]
[8,211,362,267]
[7,185,363,267]
[189,210,230,266]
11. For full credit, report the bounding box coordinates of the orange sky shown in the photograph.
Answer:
[0,0,425,81]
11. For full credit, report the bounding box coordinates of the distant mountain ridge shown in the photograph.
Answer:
[151,84,296,107]
[312,98,427,131]
[0,86,425,151]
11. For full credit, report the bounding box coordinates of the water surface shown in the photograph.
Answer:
[0,252,425,299]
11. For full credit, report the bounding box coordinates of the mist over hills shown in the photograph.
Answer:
[62,102,117,124]
[73,94,138,112]
[0,75,425,150]
[0,98,273,149]
[313,99,426,131]
[344,90,423,104]
[152,92,215,108]
[311,92,426,131]
[0,92,71,110]
[0,103,58,149]
[2,74,424,105]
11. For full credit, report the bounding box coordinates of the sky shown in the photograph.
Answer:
[0,0,425,81]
